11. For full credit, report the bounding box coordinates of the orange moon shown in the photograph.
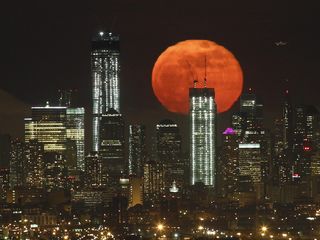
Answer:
[152,40,243,114]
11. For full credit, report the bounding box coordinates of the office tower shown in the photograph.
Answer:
[99,108,125,188]
[24,140,44,188]
[25,103,67,153]
[220,128,239,195]
[238,143,262,184]
[239,91,264,143]
[0,134,11,168]
[231,113,245,138]
[190,87,217,187]
[292,105,319,179]
[66,107,85,170]
[156,119,183,191]
[92,31,120,151]
[128,124,146,177]
[85,152,104,188]
[44,152,67,189]
[143,160,164,203]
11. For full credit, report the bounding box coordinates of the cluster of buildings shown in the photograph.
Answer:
[1,31,320,239]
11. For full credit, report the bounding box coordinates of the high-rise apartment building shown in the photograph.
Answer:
[190,87,217,187]
[92,31,120,151]
[128,124,146,177]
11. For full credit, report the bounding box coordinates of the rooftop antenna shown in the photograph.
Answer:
[185,59,198,88]
[204,55,207,88]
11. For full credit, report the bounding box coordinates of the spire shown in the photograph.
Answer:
[204,55,207,88]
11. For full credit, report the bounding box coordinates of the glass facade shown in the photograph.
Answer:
[190,88,216,187]
[66,108,85,170]
[25,106,67,153]
[92,31,120,151]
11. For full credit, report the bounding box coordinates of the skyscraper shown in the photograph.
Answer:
[9,139,25,187]
[190,87,217,187]
[92,31,120,151]
[99,108,125,187]
[24,140,44,188]
[156,119,183,192]
[66,108,85,170]
[219,128,239,195]
[128,124,146,177]
[25,104,67,153]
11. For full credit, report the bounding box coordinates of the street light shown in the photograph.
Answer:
[157,223,164,231]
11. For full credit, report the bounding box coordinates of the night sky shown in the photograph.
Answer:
[0,1,319,149]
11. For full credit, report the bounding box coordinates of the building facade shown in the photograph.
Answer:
[92,31,120,151]
[190,87,217,187]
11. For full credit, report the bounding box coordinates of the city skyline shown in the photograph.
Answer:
[0,1,319,140]
[1,2,320,239]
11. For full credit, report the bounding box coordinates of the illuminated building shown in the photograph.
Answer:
[44,152,67,189]
[99,108,125,188]
[92,31,120,151]
[66,107,85,170]
[128,124,146,177]
[156,119,183,191]
[0,168,10,202]
[143,160,164,203]
[24,140,44,188]
[238,143,262,183]
[9,139,25,187]
[129,177,143,207]
[72,190,104,206]
[0,134,11,168]
[293,105,319,179]
[190,87,216,187]
[25,103,67,153]
[219,128,239,195]
[85,152,104,188]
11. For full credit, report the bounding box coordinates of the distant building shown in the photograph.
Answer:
[99,108,125,189]
[44,152,67,189]
[85,152,104,188]
[190,87,217,187]
[9,139,25,187]
[24,140,44,188]
[238,143,262,184]
[143,160,164,203]
[92,31,120,151]
[66,107,85,170]
[156,119,183,192]
[219,128,239,195]
[25,104,67,153]
[128,124,146,177]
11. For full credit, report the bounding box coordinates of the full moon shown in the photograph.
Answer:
[152,40,243,114]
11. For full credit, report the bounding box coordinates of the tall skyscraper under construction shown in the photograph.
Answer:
[190,84,217,187]
[92,31,120,151]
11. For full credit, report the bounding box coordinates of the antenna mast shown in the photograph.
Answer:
[204,55,207,88]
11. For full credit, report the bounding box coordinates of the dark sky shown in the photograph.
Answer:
[0,0,319,148]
